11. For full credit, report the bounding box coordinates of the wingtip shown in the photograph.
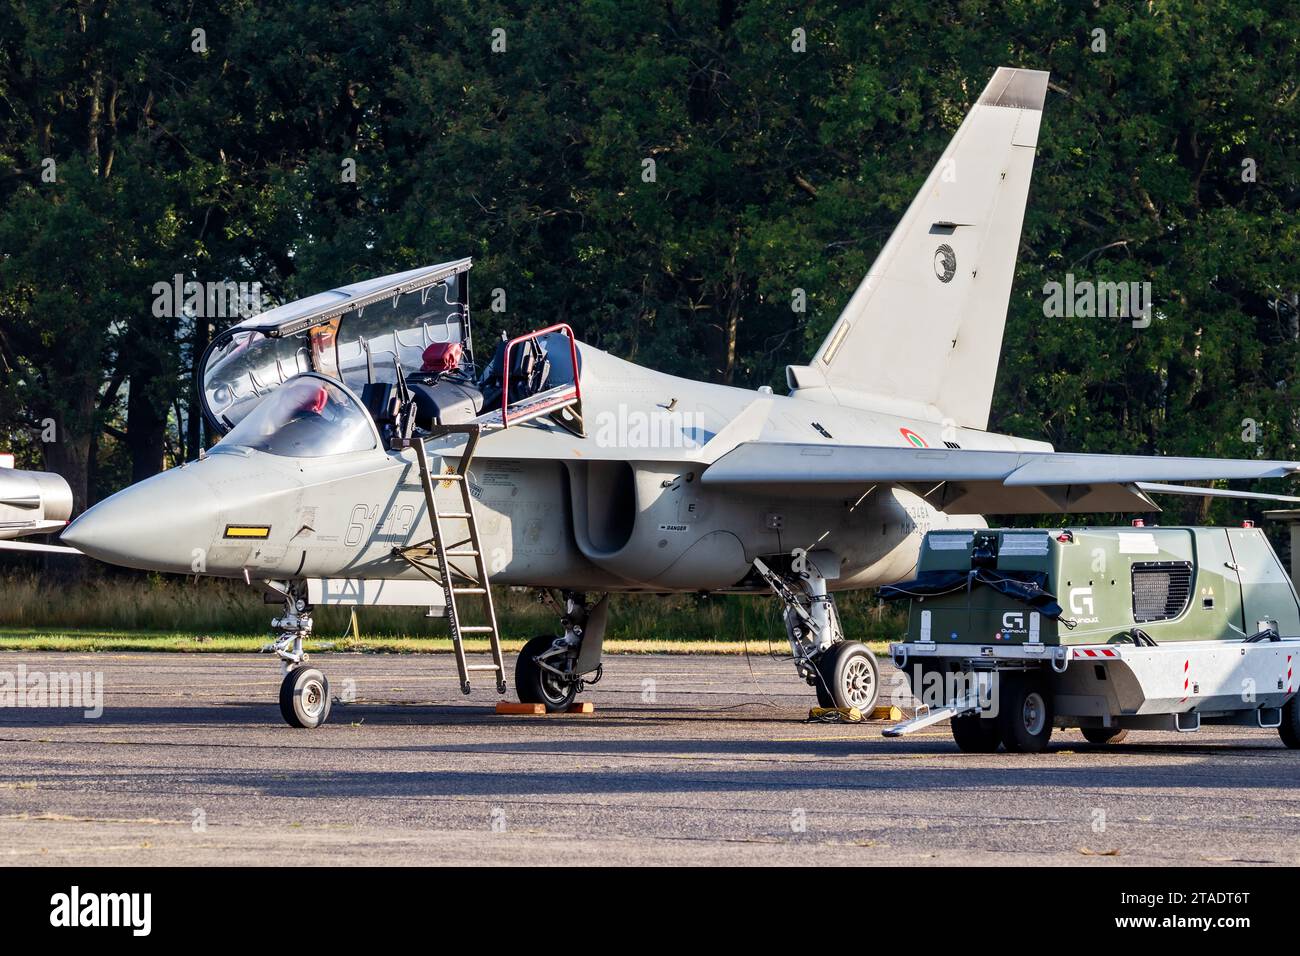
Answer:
[979,67,1050,111]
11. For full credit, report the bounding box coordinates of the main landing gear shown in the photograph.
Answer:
[515,591,608,712]
[261,580,333,728]
[751,556,880,713]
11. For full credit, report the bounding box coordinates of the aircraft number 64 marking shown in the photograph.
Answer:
[345,503,417,546]
[345,504,378,547]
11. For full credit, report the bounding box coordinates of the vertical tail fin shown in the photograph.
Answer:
[790,67,1049,431]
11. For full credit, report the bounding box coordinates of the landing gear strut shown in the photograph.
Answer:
[752,556,879,713]
[260,579,334,728]
[515,591,608,712]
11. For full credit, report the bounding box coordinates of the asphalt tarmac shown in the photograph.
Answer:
[0,651,1297,866]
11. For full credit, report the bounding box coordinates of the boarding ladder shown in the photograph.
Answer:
[394,424,507,696]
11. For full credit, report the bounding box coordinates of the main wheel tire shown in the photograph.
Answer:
[515,634,579,713]
[951,713,1002,753]
[815,642,880,713]
[1280,697,1300,749]
[1081,726,1129,745]
[279,666,331,728]
[997,672,1053,753]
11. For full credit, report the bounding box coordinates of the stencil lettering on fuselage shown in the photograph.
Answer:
[252,544,289,569]
[477,460,523,497]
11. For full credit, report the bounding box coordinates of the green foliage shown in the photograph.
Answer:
[0,0,1296,521]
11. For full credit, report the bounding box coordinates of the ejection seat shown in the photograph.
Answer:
[478,336,551,411]
[402,335,555,429]
[404,341,485,427]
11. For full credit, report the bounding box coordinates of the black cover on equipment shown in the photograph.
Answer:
[879,568,1064,619]
[409,378,483,427]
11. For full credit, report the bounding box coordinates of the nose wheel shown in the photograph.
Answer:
[280,666,332,728]
[258,581,333,728]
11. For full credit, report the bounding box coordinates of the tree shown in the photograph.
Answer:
[1,0,1295,524]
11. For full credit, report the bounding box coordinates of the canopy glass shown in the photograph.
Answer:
[200,260,472,432]
[212,374,377,459]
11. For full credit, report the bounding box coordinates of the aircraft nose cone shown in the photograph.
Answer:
[63,468,221,573]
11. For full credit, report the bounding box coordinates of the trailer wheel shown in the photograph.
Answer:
[998,673,1053,753]
[815,642,880,713]
[951,714,1002,753]
[1280,697,1300,749]
[1081,727,1128,745]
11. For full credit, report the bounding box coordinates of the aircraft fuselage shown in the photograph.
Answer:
[64,345,1048,593]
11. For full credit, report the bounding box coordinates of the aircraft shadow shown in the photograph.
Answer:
[175,757,1299,799]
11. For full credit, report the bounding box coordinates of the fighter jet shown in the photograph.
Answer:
[43,67,1299,726]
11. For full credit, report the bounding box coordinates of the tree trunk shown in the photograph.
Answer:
[722,295,739,385]
[41,397,96,517]
[127,370,167,483]
[187,315,210,456]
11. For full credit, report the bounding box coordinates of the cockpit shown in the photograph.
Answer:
[213,375,378,458]
[200,258,584,452]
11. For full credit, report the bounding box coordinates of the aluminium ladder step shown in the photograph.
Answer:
[401,429,508,697]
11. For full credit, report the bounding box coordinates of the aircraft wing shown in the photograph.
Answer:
[699,443,1300,514]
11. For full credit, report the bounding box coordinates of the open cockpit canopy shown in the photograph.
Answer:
[201,259,473,432]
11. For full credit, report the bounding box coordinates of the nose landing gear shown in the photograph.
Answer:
[259,579,334,728]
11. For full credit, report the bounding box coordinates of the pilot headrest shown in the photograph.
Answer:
[420,341,463,373]
[299,384,329,414]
